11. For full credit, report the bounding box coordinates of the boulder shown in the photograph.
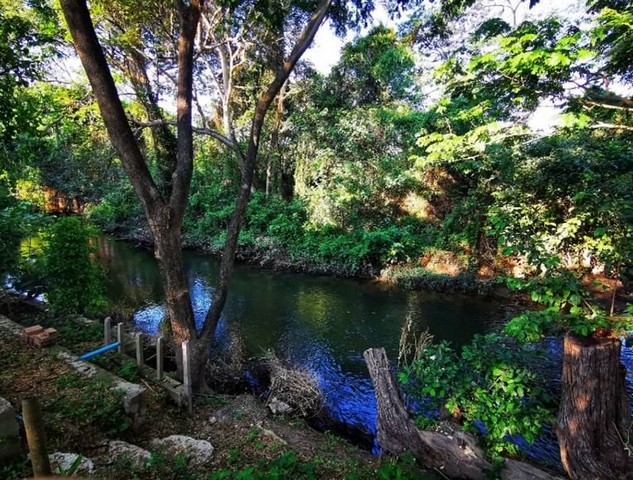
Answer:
[107,440,151,469]
[49,452,94,475]
[151,435,214,467]
[0,397,20,462]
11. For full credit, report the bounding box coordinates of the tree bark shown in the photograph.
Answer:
[60,0,203,389]
[61,0,331,396]
[556,333,633,480]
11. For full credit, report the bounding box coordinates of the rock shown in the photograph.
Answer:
[107,440,151,469]
[208,416,217,425]
[49,452,94,475]
[214,394,268,424]
[0,397,20,461]
[256,422,287,445]
[0,397,18,439]
[267,397,293,415]
[56,351,99,377]
[115,380,147,416]
[151,435,214,467]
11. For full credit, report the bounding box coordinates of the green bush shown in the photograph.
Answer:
[49,373,132,438]
[399,334,555,455]
[42,216,108,316]
[87,184,142,231]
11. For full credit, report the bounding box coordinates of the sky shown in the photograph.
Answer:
[303,3,396,74]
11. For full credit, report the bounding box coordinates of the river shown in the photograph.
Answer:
[95,235,508,444]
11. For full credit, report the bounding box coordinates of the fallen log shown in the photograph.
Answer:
[363,347,564,480]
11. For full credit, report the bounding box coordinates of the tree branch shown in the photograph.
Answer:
[59,0,164,213]
[590,122,633,132]
[200,0,333,340]
[583,100,633,112]
[133,119,235,148]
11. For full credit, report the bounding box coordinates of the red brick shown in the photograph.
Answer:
[23,325,44,336]
[32,332,56,347]
[44,328,58,340]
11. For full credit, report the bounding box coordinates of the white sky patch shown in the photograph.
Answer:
[304,2,398,75]
[303,20,343,74]
[528,101,562,133]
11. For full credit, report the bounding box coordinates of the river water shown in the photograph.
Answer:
[96,236,508,441]
[95,235,633,469]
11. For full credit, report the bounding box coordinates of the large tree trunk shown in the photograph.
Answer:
[556,333,632,479]
[61,0,332,398]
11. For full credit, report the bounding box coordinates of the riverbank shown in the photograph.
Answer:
[0,303,429,479]
[106,222,502,297]
[105,218,633,313]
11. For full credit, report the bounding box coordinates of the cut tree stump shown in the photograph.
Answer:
[556,333,633,480]
[364,347,564,480]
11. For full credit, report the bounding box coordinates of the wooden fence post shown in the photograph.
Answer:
[182,340,193,414]
[135,333,143,368]
[22,397,51,477]
[156,336,164,381]
[104,317,111,345]
[117,322,124,354]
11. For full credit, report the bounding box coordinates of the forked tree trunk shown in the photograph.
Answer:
[556,333,632,479]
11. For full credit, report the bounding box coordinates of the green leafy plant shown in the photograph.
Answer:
[54,454,83,477]
[118,359,140,382]
[399,334,555,454]
[48,377,132,438]
[41,216,108,316]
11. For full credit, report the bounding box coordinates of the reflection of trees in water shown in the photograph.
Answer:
[94,236,163,307]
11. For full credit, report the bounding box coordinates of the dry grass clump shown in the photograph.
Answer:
[398,315,434,368]
[264,352,322,418]
[206,330,247,387]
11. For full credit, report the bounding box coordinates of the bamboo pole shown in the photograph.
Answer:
[22,397,51,477]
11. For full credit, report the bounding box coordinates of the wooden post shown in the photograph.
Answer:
[135,333,144,368]
[104,316,111,345]
[117,322,124,354]
[156,336,164,381]
[22,397,51,477]
[182,340,193,414]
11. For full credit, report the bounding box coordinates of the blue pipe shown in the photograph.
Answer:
[79,341,121,360]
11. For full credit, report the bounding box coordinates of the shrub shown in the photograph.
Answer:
[42,216,108,316]
[87,184,142,231]
[399,334,556,454]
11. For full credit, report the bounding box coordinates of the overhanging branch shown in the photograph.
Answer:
[133,119,235,148]
[590,122,633,132]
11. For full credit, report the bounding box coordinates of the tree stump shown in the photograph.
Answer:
[556,333,633,479]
